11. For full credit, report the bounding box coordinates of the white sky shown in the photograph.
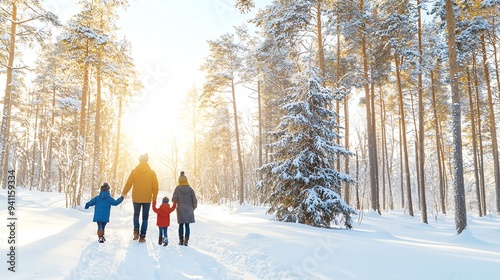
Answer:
[115,0,267,154]
[37,0,270,155]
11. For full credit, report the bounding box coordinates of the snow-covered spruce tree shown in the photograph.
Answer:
[259,69,356,229]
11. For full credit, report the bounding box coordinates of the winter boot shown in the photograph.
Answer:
[163,238,168,247]
[158,236,163,245]
[138,235,146,243]
[178,235,184,245]
[183,236,189,246]
[133,228,139,240]
[97,230,105,243]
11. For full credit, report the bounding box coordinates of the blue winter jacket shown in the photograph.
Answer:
[85,191,123,223]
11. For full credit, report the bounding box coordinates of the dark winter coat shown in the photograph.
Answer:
[85,191,123,223]
[122,162,159,203]
[172,185,197,224]
[152,201,177,227]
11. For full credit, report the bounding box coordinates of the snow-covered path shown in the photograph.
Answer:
[2,189,500,280]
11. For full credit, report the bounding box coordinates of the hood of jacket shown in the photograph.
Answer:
[177,185,192,195]
[98,190,111,199]
[135,162,151,173]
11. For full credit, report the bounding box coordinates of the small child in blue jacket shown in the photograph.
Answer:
[85,182,124,243]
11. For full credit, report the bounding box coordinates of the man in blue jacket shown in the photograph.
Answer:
[85,182,124,243]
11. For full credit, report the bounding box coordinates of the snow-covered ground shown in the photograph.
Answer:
[1,189,500,280]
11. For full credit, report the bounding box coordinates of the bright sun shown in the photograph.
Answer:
[122,95,180,157]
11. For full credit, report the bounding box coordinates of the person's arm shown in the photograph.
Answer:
[191,188,198,210]
[152,201,158,213]
[111,196,124,206]
[152,171,159,201]
[121,170,134,197]
[172,187,179,203]
[169,202,177,213]
[85,197,96,209]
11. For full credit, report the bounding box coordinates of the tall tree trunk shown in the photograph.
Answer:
[316,0,325,78]
[370,78,380,213]
[258,80,262,181]
[409,90,420,206]
[76,44,90,207]
[334,4,350,204]
[472,54,487,215]
[399,117,404,209]
[231,79,244,204]
[445,0,466,234]
[492,18,500,99]
[92,60,102,198]
[46,87,57,191]
[380,87,394,210]
[481,34,500,212]
[30,105,40,190]
[466,68,483,217]
[360,0,378,213]
[395,54,413,216]
[417,0,427,223]
[380,88,386,210]
[355,152,360,210]
[430,71,446,214]
[0,3,17,187]
[111,97,122,197]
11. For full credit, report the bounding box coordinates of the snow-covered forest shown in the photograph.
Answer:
[2,0,500,234]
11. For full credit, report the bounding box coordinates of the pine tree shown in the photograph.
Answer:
[259,68,355,229]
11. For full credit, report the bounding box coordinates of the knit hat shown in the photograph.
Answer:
[162,196,169,204]
[101,182,110,192]
[139,153,148,162]
[178,171,188,185]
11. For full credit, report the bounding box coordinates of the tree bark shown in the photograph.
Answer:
[481,34,500,213]
[231,79,245,204]
[472,54,487,215]
[76,44,90,207]
[445,0,467,234]
[430,71,446,214]
[360,0,378,214]
[417,0,427,223]
[395,53,413,216]
[111,96,122,197]
[466,68,483,217]
[0,3,17,187]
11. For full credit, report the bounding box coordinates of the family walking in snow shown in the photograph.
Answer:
[84,153,198,246]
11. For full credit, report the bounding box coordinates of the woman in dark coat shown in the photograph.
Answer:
[172,171,197,246]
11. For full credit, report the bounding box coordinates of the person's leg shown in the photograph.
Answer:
[158,227,164,245]
[159,227,168,245]
[184,224,190,246]
[97,222,105,242]
[185,223,190,238]
[140,203,151,235]
[133,202,141,240]
[178,223,184,236]
[102,222,107,241]
[178,223,184,245]
[133,202,141,230]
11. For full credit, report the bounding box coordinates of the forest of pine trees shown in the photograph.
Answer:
[2,0,500,232]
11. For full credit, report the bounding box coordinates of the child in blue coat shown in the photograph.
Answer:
[85,182,124,243]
